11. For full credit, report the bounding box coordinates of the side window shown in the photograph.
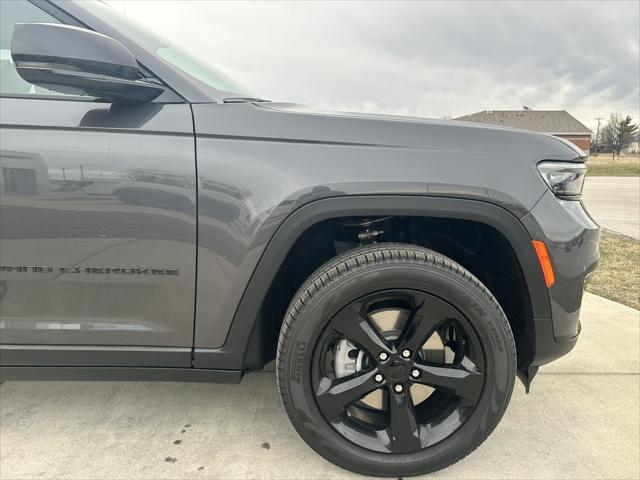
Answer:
[0,0,82,98]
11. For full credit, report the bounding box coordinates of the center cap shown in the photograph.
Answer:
[385,360,408,382]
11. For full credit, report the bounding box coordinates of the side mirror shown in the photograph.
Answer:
[11,23,164,103]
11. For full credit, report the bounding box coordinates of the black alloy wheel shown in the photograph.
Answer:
[312,289,485,454]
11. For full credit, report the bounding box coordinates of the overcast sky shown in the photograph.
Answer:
[107,1,639,132]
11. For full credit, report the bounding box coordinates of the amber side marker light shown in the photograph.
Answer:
[532,240,555,288]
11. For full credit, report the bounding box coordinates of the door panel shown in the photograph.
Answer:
[0,98,197,348]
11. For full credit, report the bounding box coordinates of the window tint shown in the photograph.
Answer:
[0,0,81,97]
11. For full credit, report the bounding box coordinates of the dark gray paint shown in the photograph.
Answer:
[522,191,600,340]
[0,98,197,347]
[191,102,583,348]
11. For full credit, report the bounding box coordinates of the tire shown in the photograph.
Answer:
[276,243,516,477]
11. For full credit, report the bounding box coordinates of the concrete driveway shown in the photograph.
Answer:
[582,176,640,240]
[0,293,638,480]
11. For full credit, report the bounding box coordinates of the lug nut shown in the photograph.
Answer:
[379,352,389,361]
[394,384,404,393]
[374,373,384,383]
[411,369,420,379]
[401,349,411,359]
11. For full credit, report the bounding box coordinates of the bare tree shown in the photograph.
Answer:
[601,113,621,159]
[601,114,638,160]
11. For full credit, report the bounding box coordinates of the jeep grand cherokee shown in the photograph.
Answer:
[0,1,600,476]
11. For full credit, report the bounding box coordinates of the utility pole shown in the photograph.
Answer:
[594,117,603,155]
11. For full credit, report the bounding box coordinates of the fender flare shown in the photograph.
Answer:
[193,195,550,370]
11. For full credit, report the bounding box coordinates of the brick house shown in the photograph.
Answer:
[454,110,592,155]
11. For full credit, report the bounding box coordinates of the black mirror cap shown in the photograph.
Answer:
[11,23,163,103]
[11,23,140,80]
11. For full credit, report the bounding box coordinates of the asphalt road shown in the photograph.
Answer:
[582,176,640,240]
[0,293,638,480]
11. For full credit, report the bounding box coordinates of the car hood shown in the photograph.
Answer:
[247,102,585,160]
[191,101,583,216]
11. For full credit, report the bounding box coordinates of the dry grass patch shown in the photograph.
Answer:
[587,154,640,176]
[586,230,640,310]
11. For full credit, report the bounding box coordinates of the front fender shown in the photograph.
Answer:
[193,194,550,371]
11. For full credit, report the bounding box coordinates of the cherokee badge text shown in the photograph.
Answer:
[0,265,180,275]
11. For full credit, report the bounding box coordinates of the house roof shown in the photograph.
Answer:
[453,110,591,134]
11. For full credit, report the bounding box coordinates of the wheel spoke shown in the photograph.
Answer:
[316,369,380,421]
[413,358,483,402]
[331,304,390,357]
[399,295,454,354]
[386,390,421,453]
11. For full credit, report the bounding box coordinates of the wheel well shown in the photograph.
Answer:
[249,215,535,372]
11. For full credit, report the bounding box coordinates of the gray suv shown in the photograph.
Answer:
[0,1,600,477]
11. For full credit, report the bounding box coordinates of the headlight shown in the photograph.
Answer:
[537,161,587,199]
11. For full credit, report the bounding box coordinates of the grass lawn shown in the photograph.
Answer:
[585,230,640,310]
[586,154,640,176]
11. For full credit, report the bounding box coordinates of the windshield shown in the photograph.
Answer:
[83,1,248,95]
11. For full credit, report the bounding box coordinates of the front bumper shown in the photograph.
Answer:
[521,190,600,366]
